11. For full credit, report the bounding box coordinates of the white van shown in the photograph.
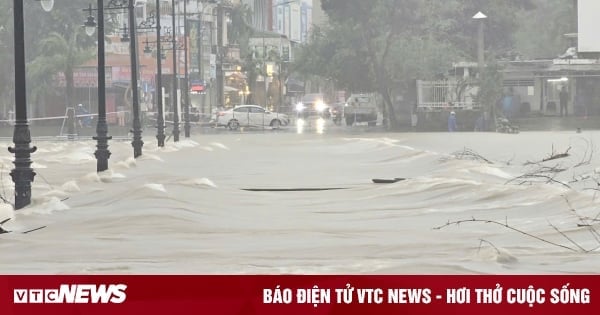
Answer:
[345,94,378,126]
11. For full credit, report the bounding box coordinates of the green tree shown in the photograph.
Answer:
[297,0,536,129]
[228,2,254,52]
[27,28,94,130]
[513,0,576,59]
[0,1,14,116]
[320,0,422,129]
[0,2,97,118]
[475,60,504,126]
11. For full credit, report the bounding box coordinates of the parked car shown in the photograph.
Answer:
[215,105,289,130]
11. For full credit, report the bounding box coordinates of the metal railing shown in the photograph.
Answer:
[417,101,482,111]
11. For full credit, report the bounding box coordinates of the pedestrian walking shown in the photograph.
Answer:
[411,103,418,131]
[448,111,458,132]
[559,86,569,117]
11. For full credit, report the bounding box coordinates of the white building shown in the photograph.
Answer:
[272,0,312,43]
[242,0,272,31]
[578,0,600,56]
[310,0,327,30]
[240,0,312,43]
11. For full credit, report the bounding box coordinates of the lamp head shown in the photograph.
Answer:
[40,0,54,12]
[144,45,153,56]
[472,11,487,19]
[84,16,97,37]
[120,24,130,42]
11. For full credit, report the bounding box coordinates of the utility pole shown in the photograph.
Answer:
[197,9,204,115]
[184,0,191,137]
[172,0,180,142]
[216,1,224,109]
[472,11,487,78]
[10,0,42,209]
[93,0,112,171]
[156,0,166,147]
[129,0,144,158]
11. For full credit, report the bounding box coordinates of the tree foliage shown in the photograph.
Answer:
[476,60,504,118]
[296,0,568,129]
[228,2,254,52]
[0,1,96,115]
[0,1,15,112]
[513,0,576,59]
[0,0,578,122]
[28,30,94,108]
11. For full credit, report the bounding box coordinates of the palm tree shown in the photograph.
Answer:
[228,2,254,51]
[0,2,14,118]
[27,28,94,135]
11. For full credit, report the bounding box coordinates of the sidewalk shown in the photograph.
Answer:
[0,124,133,138]
[512,114,600,132]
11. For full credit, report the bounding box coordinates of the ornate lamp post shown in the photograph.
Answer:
[128,0,144,157]
[39,0,55,11]
[183,0,191,138]
[171,0,181,142]
[144,35,180,146]
[155,0,166,146]
[195,1,216,118]
[84,0,143,158]
[83,2,112,172]
[9,0,54,209]
[216,1,224,110]
[129,8,163,147]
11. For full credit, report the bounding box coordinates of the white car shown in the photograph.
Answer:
[215,105,289,130]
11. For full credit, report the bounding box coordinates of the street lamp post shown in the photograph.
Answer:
[155,0,166,147]
[84,2,113,172]
[128,0,144,157]
[473,11,487,77]
[216,2,224,110]
[171,0,180,142]
[144,29,186,144]
[125,8,162,148]
[84,0,143,158]
[197,5,205,115]
[196,1,215,117]
[183,0,191,138]
[9,0,54,209]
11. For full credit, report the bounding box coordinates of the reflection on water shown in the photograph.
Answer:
[296,119,305,134]
[316,118,325,134]
[296,118,326,134]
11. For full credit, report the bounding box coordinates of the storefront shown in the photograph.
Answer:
[533,59,600,116]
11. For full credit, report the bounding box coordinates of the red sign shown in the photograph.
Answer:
[191,84,205,93]
[55,68,113,88]
[0,275,596,315]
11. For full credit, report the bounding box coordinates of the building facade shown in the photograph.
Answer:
[242,0,272,31]
[272,0,312,43]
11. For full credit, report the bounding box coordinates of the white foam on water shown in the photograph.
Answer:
[1,131,599,274]
[21,197,70,215]
[179,178,218,188]
[144,184,167,193]
[209,142,230,150]
[61,180,80,192]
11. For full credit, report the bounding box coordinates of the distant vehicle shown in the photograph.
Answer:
[215,105,289,130]
[330,102,345,125]
[495,117,519,134]
[344,94,379,126]
[182,107,201,122]
[295,93,330,119]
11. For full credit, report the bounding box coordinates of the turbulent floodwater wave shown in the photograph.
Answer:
[0,132,599,274]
